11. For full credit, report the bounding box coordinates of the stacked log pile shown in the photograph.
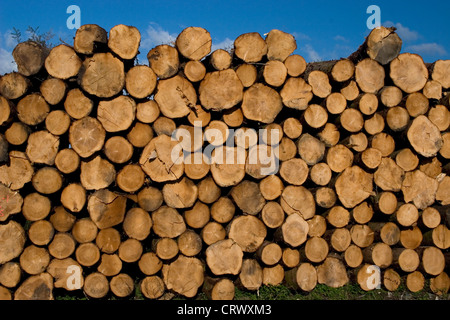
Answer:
[0,24,449,300]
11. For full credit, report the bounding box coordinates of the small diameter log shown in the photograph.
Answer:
[400,226,423,250]
[291,263,318,292]
[238,259,263,291]
[72,218,98,244]
[45,110,70,136]
[0,151,34,190]
[137,186,163,212]
[406,92,429,117]
[69,117,106,158]
[76,243,101,267]
[277,213,309,247]
[155,75,197,119]
[430,272,450,296]
[263,264,285,286]
[223,107,244,128]
[284,54,306,77]
[12,41,47,76]
[325,206,350,228]
[331,59,355,82]
[55,148,80,174]
[420,246,446,276]
[178,229,202,257]
[104,136,133,164]
[282,118,303,140]
[402,169,438,210]
[307,215,327,237]
[97,95,136,133]
[108,24,140,60]
[154,237,179,260]
[22,193,51,221]
[235,63,257,88]
[162,255,204,298]
[362,243,393,268]
[210,196,235,224]
[282,248,300,268]
[421,207,441,229]
[137,100,160,124]
[176,27,211,61]
[47,258,83,291]
[228,215,267,253]
[210,49,232,71]
[116,164,145,193]
[0,262,21,288]
[256,241,282,266]
[428,105,449,132]
[97,253,122,276]
[125,65,157,99]
[340,108,364,133]
[151,206,186,238]
[263,60,287,87]
[261,201,285,229]
[0,184,23,220]
[210,147,246,187]
[64,88,93,120]
[234,32,267,63]
[310,163,332,186]
[26,130,59,165]
[344,244,363,268]
[280,185,316,219]
[341,80,359,101]
[304,237,329,263]
[329,228,352,252]
[335,166,373,209]
[203,277,235,300]
[390,53,428,93]
[147,44,180,79]
[383,268,401,292]
[60,185,85,218]
[350,224,374,248]
[395,148,419,172]
[80,156,116,190]
[326,92,347,115]
[201,222,226,246]
[308,70,331,98]
[392,248,420,272]
[431,59,450,89]
[32,166,63,195]
[184,60,206,83]
[379,86,403,107]
[73,24,107,55]
[315,187,337,209]
[49,207,76,233]
[318,123,340,147]
[304,104,328,129]
[355,58,385,93]
[118,239,143,263]
[0,72,29,100]
[407,115,443,158]
[280,77,313,110]
[297,133,325,166]
[279,158,308,186]
[162,177,198,209]
[140,276,165,299]
[40,78,67,105]
[265,29,296,61]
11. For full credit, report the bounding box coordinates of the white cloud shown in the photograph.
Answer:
[0,48,17,75]
[4,31,16,49]
[141,23,177,50]
[383,21,419,42]
[302,44,321,62]
[211,37,233,52]
[405,43,447,56]
[333,35,348,42]
[292,32,310,41]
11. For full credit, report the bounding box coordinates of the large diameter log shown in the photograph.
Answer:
[335,166,373,208]
[0,221,26,264]
[69,117,105,158]
[88,189,127,229]
[0,72,29,100]
[230,180,265,215]
[234,32,267,63]
[25,130,59,165]
[401,170,439,210]
[210,146,246,187]
[125,65,157,99]
[390,53,428,93]
[12,41,47,76]
[154,75,197,118]
[280,77,313,110]
[407,115,443,157]
[80,156,116,190]
[79,52,125,98]
[17,93,49,126]
[152,206,186,238]
[317,257,349,288]
[431,59,450,89]
[14,273,53,300]
[280,185,315,219]
[97,95,136,132]
[242,83,283,123]
[162,177,198,209]
[199,69,243,111]
[162,255,204,298]
[176,27,211,61]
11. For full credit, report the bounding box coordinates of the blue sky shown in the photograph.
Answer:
[0,0,449,74]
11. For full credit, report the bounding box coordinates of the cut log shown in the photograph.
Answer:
[5,122,29,146]
[329,228,352,252]
[210,146,246,187]
[206,239,243,275]
[234,32,267,63]
[340,108,364,133]
[136,100,160,124]
[365,26,402,65]
[45,45,82,80]
[406,92,429,117]
[335,166,373,209]
[123,207,152,241]
[151,206,186,238]
[83,272,109,299]
[176,27,211,61]
[325,206,350,228]
[326,92,347,114]
[54,148,80,175]
[128,122,153,148]
[280,77,313,110]
[119,239,143,263]
[262,264,285,286]
[318,123,340,147]
[49,206,76,233]
[155,75,197,118]
[277,213,309,247]
[12,41,47,76]
[307,215,327,237]
[340,80,359,101]
[209,49,232,71]
[379,86,403,107]
[137,186,163,212]
[47,258,83,290]
[242,83,282,123]
[0,151,33,190]
[108,24,140,60]
[228,215,267,253]
[138,252,162,276]
[356,264,380,291]
[304,104,328,129]
[401,169,438,210]
[184,201,210,229]
[431,59,450,89]
[14,272,53,300]
[331,59,355,82]
[362,242,392,268]
[223,106,244,128]
[177,229,202,257]
[26,130,59,165]
[308,70,332,98]
[263,60,287,87]
[203,277,235,301]
[344,244,363,268]
[280,185,315,219]
[390,53,428,93]
[162,177,198,209]
[256,241,282,266]
[261,201,285,229]
[210,196,235,224]
[428,105,449,132]
[304,237,329,263]
[97,95,136,132]
[430,272,450,296]
[201,221,226,245]
[317,257,349,288]
[294,263,318,291]
[17,93,49,126]
[0,183,23,220]
[71,217,98,243]
[73,24,107,55]
[80,156,115,190]
[48,232,76,259]
[238,259,263,291]
[116,164,145,193]
[205,120,229,146]
[97,253,122,276]
[140,276,165,299]
[282,248,300,268]
[32,166,63,195]
[147,44,180,79]
[45,110,70,136]
[407,115,443,157]
[69,117,105,158]
[284,54,306,77]
[28,220,54,246]
[355,58,384,93]
[76,243,100,267]
[314,187,337,209]
[64,88,93,119]
[0,262,21,288]
[297,133,325,166]
[88,189,127,229]
[350,224,374,248]
[162,255,204,298]
[0,72,29,100]
[184,60,206,83]
[392,248,419,272]
[110,273,134,298]
[125,65,157,99]
[22,192,51,221]
[79,52,125,98]
[259,175,284,201]
[406,271,425,293]
[265,29,296,62]
[282,118,303,140]
[0,221,26,264]
[383,268,401,292]
[400,226,423,250]
[279,158,308,186]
